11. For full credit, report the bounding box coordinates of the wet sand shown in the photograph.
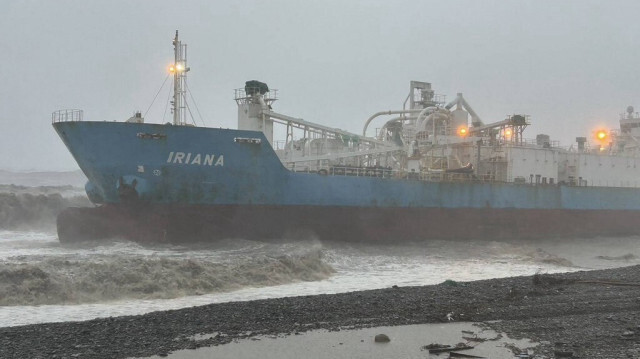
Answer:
[3,265,640,358]
[142,323,534,359]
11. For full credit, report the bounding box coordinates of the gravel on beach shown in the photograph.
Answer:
[3,265,640,358]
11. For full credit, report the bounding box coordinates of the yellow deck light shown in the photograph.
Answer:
[457,126,468,137]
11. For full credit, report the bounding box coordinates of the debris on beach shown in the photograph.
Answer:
[423,342,474,353]
[448,352,486,358]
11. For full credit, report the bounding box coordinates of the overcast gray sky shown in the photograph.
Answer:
[2,0,640,170]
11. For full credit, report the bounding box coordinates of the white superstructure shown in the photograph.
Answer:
[234,79,640,188]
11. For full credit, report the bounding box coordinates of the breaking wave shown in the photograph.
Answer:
[0,190,90,230]
[596,253,636,261]
[521,248,575,267]
[0,249,334,306]
[472,241,575,267]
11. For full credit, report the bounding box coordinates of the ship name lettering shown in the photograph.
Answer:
[167,152,224,166]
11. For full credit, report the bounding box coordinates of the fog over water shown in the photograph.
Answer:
[3,0,640,170]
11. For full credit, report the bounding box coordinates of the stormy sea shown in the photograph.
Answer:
[1,171,639,328]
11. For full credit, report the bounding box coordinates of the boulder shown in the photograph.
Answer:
[374,334,390,343]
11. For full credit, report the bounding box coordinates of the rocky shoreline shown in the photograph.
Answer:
[2,265,640,358]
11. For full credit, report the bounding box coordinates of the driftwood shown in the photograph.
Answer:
[449,353,486,358]
[428,344,474,353]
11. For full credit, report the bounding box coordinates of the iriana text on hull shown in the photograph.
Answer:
[53,32,640,243]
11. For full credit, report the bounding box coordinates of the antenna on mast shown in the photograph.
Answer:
[170,30,190,125]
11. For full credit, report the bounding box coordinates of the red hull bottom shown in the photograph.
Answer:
[56,204,640,243]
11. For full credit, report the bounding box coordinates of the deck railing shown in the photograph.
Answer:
[52,109,83,123]
[289,165,640,188]
[289,165,495,183]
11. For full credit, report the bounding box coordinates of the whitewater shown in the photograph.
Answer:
[2,227,639,328]
[1,173,639,328]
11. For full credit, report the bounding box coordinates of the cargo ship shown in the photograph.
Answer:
[53,32,640,243]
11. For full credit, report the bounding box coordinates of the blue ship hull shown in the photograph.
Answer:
[53,121,640,242]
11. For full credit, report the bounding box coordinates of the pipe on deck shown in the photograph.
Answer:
[362,109,422,137]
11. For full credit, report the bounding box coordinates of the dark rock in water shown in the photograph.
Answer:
[374,334,390,343]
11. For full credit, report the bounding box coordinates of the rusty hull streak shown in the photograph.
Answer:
[56,204,640,243]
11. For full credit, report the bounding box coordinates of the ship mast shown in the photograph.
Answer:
[171,30,190,126]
